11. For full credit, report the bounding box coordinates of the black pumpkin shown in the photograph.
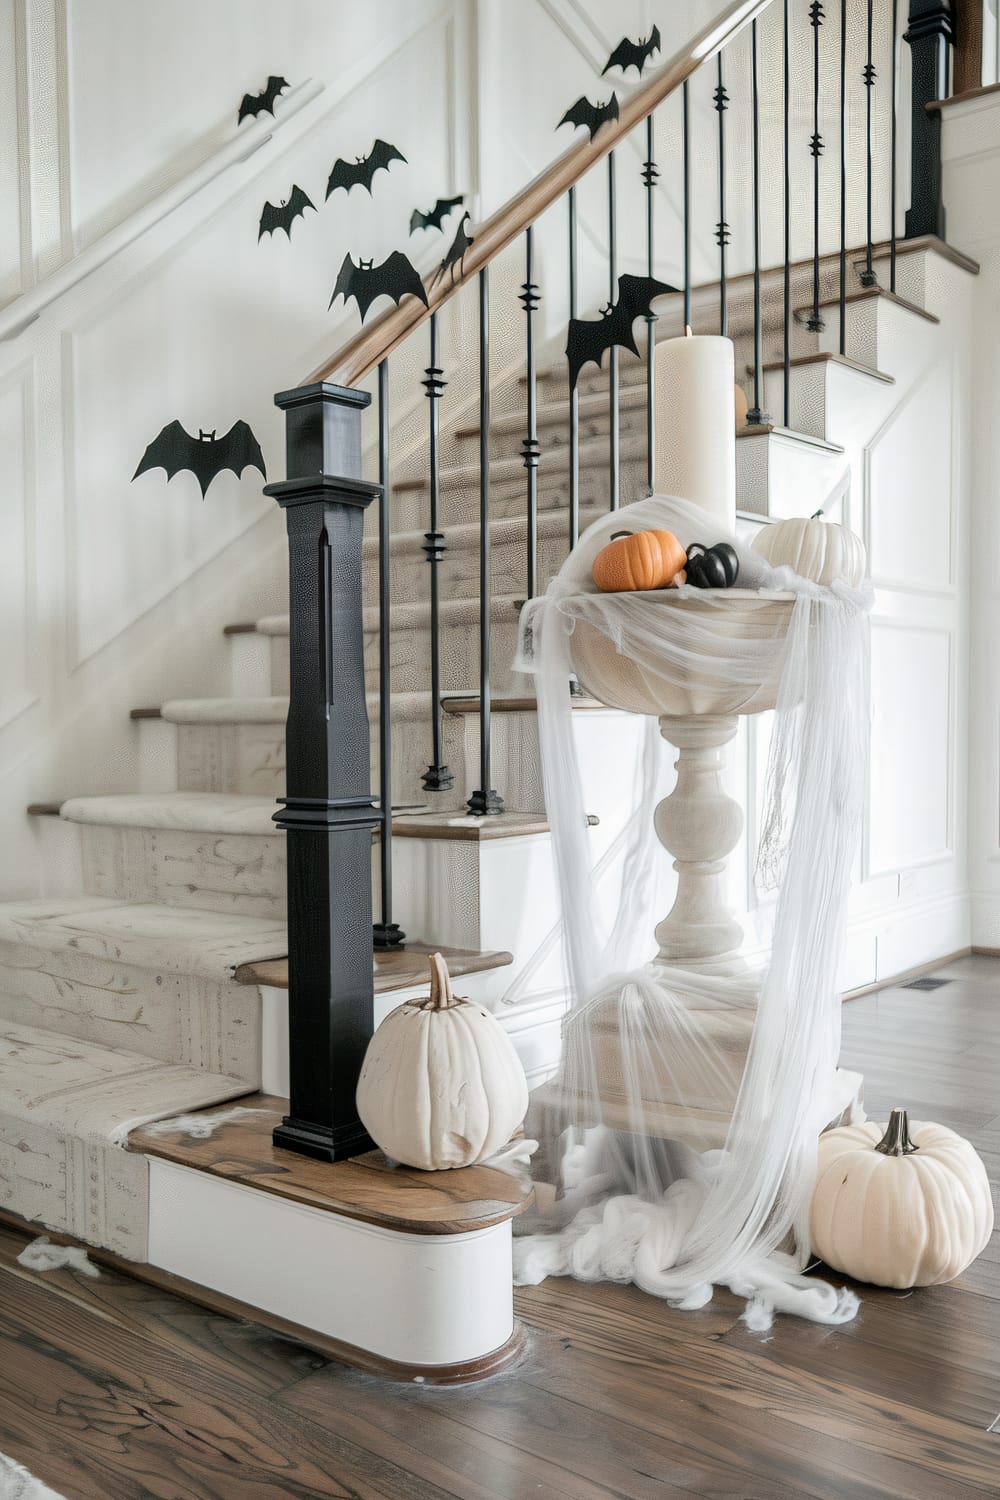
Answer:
[684,542,739,589]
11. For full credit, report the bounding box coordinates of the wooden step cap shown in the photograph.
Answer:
[761,351,895,383]
[127,1094,534,1236]
[793,286,941,324]
[235,940,514,993]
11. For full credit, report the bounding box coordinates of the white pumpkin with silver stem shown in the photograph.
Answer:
[810,1108,994,1287]
[356,953,529,1170]
[752,509,867,587]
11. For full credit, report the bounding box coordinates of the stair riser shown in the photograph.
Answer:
[174,716,470,809]
[0,942,262,1083]
[362,610,525,697]
[77,823,287,920]
[360,511,601,606]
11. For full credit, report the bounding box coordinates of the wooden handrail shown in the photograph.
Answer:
[308,0,772,389]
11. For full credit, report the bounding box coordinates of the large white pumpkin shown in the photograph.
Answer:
[752,512,867,587]
[356,953,529,1170]
[810,1109,994,1288]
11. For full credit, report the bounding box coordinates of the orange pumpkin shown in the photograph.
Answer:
[592,529,687,593]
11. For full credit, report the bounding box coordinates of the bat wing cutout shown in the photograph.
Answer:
[133,420,267,499]
[565,274,678,390]
[557,94,620,140]
[238,75,289,125]
[326,139,407,199]
[410,194,465,235]
[330,252,429,323]
[258,185,316,241]
[602,25,661,76]
[431,213,475,287]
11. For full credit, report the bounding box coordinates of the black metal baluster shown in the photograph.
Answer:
[747,20,768,425]
[468,266,504,816]
[807,2,826,333]
[783,0,791,427]
[421,314,453,794]
[608,150,620,511]
[714,54,729,337]
[839,0,848,353]
[860,0,879,286]
[683,81,692,330]
[521,226,540,597]
[568,186,580,552]
[890,0,899,291]
[373,360,404,949]
[643,114,658,489]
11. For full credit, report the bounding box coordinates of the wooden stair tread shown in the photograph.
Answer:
[128,1093,534,1235]
[443,692,603,714]
[794,286,941,323]
[235,941,514,992]
[761,351,895,382]
[929,80,1000,113]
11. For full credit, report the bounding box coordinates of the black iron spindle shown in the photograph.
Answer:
[682,81,692,330]
[839,0,848,353]
[890,0,899,291]
[373,360,404,948]
[608,149,620,511]
[421,314,453,794]
[860,0,879,286]
[568,185,580,552]
[714,54,729,337]
[468,266,504,816]
[783,0,791,426]
[521,227,540,598]
[747,20,768,425]
[643,114,658,489]
[807,2,826,332]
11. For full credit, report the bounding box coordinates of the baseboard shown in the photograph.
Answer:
[842,947,972,1001]
[0,1206,525,1385]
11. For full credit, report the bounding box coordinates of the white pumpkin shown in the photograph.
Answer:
[810,1108,994,1288]
[752,511,867,587]
[356,953,528,1171]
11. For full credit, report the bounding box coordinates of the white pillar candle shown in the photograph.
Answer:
[654,333,737,534]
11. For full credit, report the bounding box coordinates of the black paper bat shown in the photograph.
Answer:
[132,421,266,499]
[431,212,474,287]
[326,140,406,199]
[238,75,289,125]
[566,275,677,389]
[258,185,316,241]
[602,26,661,76]
[330,252,429,322]
[410,194,465,235]
[557,94,620,140]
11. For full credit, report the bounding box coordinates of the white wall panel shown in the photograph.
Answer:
[867,363,954,595]
[869,622,952,875]
[0,0,24,302]
[0,361,36,727]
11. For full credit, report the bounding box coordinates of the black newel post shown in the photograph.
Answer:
[266,382,381,1163]
[904,0,953,241]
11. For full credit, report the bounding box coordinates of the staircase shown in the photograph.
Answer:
[0,0,978,1376]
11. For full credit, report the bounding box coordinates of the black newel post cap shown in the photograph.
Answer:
[272,381,371,482]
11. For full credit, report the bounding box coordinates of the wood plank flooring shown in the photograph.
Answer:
[0,954,997,1499]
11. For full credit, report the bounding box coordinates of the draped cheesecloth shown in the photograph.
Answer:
[512,491,873,1330]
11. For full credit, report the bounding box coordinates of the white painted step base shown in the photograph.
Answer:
[145,1157,521,1378]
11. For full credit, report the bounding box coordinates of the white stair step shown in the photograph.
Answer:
[0,1019,252,1258]
[59,794,286,918]
[0,897,283,1084]
[762,353,895,441]
[736,425,846,517]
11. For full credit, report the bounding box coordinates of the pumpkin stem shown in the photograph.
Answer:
[427,952,462,1010]
[874,1107,918,1156]
[810,509,825,520]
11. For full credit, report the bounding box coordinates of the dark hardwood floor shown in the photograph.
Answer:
[0,954,997,1499]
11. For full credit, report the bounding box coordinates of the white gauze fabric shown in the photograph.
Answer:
[512,491,872,1330]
